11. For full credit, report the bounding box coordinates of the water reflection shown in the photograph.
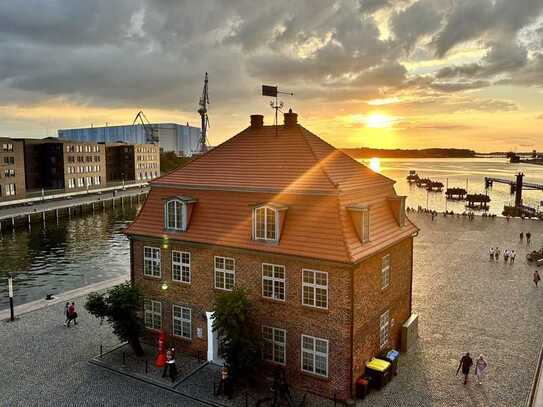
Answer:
[0,205,140,310]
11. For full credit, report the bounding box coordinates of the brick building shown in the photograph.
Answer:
[24,139,106,193]
[125,111,418,400]
[105,143,160,184]
[0,138,26,201]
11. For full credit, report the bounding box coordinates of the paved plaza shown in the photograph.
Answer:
[1,213,543,406]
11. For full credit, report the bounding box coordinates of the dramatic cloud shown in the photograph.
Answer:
[0,0,541,149]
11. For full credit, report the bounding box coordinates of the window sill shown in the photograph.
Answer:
[172,334,192,343]
[260,297,287,304]
[300,371,330,382]
[142,274,162,280]
[213,287,234,293]
[301,304,329,313]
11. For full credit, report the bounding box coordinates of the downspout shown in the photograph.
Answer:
[350,266,355,398]
[129,237,135,284]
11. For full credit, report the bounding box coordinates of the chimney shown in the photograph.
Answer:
[250,114,264,128]
[284,109,298,127]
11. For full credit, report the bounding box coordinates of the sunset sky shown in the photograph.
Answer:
[1,0,542,152]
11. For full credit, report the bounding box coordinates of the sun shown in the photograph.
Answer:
[366,113,393,128]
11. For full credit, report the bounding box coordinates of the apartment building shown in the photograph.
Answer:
[105,143,160,183]
[125,112,418,400]
[0,138,25,201]
[24,139,106,193]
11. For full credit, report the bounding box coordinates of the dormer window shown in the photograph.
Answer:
[255,207,277,240]
[347,204,370,243]
[164,196,197,232]
[166,199,186,231]
[251,202,288,242]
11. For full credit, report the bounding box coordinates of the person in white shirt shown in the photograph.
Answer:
[489,247,494,261]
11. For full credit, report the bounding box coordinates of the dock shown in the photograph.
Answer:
[0,183,149,232]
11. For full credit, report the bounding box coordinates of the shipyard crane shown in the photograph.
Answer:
[132,110,158,143]
[197,72,210,153]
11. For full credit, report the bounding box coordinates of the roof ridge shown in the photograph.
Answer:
[297,125,354,262]
[301,127,396,185]
[296,125,339,191]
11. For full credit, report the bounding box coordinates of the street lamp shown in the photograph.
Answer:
[7,273,14,322]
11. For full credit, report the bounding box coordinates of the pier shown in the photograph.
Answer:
[445,187,467,200]
[485,173,543,218]
[0,184,148,232]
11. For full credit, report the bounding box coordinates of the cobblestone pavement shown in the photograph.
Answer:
[360,213,543,407]
[2,214,543,406]
[0,299,211,406]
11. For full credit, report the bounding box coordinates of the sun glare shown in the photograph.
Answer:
[366,113,392,128]
[369,157,381,173]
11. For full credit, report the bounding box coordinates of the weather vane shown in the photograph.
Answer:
[262,85,294,133]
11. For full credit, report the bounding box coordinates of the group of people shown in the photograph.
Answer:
[488,247,516,263]
[520,232,532,245]
[457,353,488,385]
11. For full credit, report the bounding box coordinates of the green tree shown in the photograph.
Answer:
[85,282,145,356]
[160,151,192,174]
[212,288,260,380]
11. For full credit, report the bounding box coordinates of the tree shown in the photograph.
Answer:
[160,151,192,174]
[85,282,145,356]
[212,288,261,381]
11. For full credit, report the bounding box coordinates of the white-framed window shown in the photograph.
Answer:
[253,206,277,241]
[262,326,286,365]
[301,334,329,377]
[172,251,191,283]
[262,263,285,301]
[172,305,192,340]
[143,246,161,277]
[214,256,235,290]
[165,199,186,231]
[361,209,370,243]
[4,184,16,196]
[302,269,328,309]
[144,299,162,330]
[379,310,390,350]
[381,254,391,289]
[68,179,75,189]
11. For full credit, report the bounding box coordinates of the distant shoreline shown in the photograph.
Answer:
[342,147,476,159]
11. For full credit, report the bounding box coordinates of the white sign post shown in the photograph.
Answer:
[7,274,14,321]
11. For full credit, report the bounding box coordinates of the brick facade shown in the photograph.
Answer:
[0,138,26,201]
[130,234,413,400]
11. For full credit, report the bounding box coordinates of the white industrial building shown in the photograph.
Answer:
[58,123,201,157]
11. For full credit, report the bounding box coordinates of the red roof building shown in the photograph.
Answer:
[126,111,417,400]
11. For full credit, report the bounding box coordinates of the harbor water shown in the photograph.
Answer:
[359,157,543,216]
[0,205,139,310]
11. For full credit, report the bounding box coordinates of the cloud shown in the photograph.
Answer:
[430,80,490,92]
[432,0,543,57]
[389,0,444,52]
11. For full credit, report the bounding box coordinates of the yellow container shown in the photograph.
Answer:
[366,358,390,372]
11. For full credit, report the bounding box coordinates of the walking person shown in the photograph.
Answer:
[503,249,509,263]
[520,232,524,242]
[66,302,78,327]
[527,232,532,246]
[162,348,177,383]
[534,270,541,287]
[457,352,474,385]
[489,247,494,261]
[475,355,488,385]
[495,247,500,261]
[510,250,516,264]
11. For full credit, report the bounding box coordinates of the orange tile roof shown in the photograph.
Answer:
[125,114,417,263]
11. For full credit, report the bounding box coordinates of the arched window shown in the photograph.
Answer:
[254,206,277,241]
[165,199,186,231]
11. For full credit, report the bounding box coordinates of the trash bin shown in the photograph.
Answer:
[385,349,400,376]
[355,377,369,399]
[365,358,391,390]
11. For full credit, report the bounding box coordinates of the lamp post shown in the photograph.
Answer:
[7,273,14,322]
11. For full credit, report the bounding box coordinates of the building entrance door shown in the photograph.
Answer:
[206,311,225,365]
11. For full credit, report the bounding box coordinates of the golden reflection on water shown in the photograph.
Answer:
[369,157,381,173]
